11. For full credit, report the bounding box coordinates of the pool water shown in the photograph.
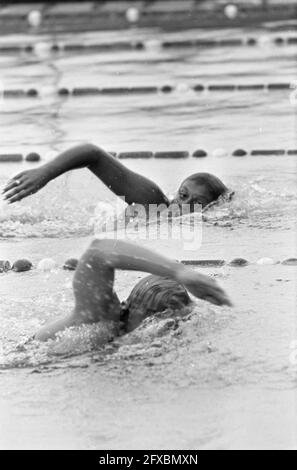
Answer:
[0,25,297,449]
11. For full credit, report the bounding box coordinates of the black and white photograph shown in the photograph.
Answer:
[0,0,296,452]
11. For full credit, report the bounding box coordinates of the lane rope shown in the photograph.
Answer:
[1,149,296,163]
[0,82,292,98]
[0,36,296,55]
[1,257,296,274]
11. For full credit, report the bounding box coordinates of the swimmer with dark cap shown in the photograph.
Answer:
[34,238,231,341]
[3,144,232,211]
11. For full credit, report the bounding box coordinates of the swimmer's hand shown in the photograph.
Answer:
[176,269,232,307]
[2,168,49,204]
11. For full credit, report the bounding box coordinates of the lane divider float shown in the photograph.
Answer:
[1,257,296,274]
[12,259,33,272]
[1,149,296,164]
[63,258,78,271]
[1,36,296,55]
[0,153,41,163]
[0,82,292,99]
[0,154,23,162]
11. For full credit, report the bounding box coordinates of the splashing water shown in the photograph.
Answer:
[1,176,295,238]
[0,299,229,373]
[203,178,297,230]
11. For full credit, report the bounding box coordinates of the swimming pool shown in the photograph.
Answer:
[0,24,296,449]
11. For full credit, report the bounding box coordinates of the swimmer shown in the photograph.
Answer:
[3,144,232,211]
[34,238,231,341]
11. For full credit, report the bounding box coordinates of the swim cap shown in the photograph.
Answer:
[123,274,191,332]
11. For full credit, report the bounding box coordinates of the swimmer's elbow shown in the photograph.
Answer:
[84,143,117,169]
[86,239,115,264]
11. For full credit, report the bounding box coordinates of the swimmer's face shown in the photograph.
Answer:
[173,178,213,210]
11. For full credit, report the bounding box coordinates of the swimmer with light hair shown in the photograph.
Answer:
[34,238,231,341]
[3,144,232,210]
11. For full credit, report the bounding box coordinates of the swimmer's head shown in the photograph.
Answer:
[172,172,229,210]
[121,274,191,332]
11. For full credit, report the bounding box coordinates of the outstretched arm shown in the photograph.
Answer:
[3,144,169,206]
[88,239,232,307]
[34,238,231,341]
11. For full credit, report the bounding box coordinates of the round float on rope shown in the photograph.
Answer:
[212,148,228,158]
[232,149,247,157]
[268,83,290,90]
[219,39,242,47]
[12,259,33,272]
[25,152,40,162]
[126,7,140,23]
[176,83,189,93]
[63,258,78,271]
[251,150,285,156]
[193,84,204,91]
[24,44,34,53]
[118,152,153,159]
[154,151,189,159]
[27,10,42,28]
[98,86,157,95]
[72,87,100,96]
[258,35,270,47]
[0,46,22,53]
[181,260,225,267]
[274,37,285,45]
[51,44,60,52]
[162,40,194,48]
[281,258,297,266]
[208,84,236,91]
[27,89,38,97]
[34,42,52,57]
[64,44,86,51]
[237,84,264,90]
[58,88,70,96]
[0,260,11,273]
[145,39,161,52]
[3,90,25,98]
[246,38,257,46]
[224,4,238,20]
[37,258,57,271]
[192,150,207,158]
[0,154,23,163]
[133,41,145,50]
[256,257,275,265]
[127,86,158,94]
[229,258,249,267]
[160,85,173,93]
